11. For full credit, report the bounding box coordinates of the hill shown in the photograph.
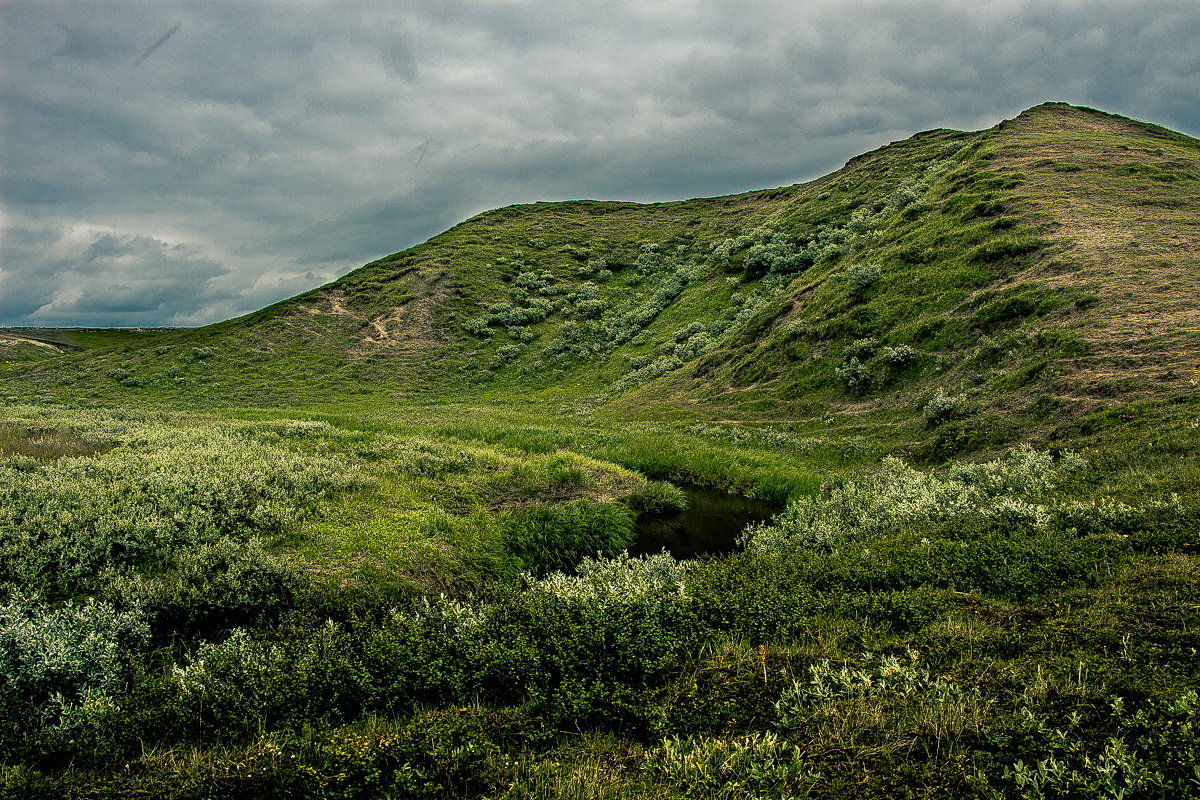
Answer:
[0,328,178,362]
[1,102,1199,798]
[5,102,1197,458]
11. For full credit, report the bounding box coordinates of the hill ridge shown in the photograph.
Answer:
[4,101,1198,457]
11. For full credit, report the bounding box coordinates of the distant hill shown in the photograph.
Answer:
[0,328,181,362]
[5,102,1198,457]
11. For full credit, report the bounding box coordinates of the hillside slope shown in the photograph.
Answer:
[5,102,1198,454]
[2,105,1200,797]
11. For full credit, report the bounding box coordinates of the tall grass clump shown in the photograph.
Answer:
[501,500,636,575]
[626,480,689,514]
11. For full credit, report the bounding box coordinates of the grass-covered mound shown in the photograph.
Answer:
[5,103,1197,462]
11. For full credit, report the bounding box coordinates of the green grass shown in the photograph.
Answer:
[0,392,1196,797]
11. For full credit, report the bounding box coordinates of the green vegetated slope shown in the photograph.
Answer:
[2,103,1199,798]
[8,102,1198,457]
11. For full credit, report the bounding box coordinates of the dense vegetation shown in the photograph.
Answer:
[0,103,1197,797]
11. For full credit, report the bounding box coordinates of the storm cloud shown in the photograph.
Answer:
[3,0,1198,326]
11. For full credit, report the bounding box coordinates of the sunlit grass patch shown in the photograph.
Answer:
[0,423,107,460]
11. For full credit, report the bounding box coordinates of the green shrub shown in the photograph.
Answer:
[847,263,882,297]
[741,232,810,279]
[882,344,918,367]
[742,446,1073,556]
[490,344,523,369]
[0,598,149,733]
[643,732,815,799]
[172,621,368,739]
[135,539,305,636]
[0,412,363,599]
[497,556,704,725]
[923,388,969,424]
[834,356,871,392]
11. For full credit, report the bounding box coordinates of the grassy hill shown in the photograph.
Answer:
[1,103,1199,798]
[6,103,1197,459]
[0,328,176,362]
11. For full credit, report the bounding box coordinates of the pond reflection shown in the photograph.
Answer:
[630,484,783,559]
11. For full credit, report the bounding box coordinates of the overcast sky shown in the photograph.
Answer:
[2,0,1198,327]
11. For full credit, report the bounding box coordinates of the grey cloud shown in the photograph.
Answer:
[54,22,131,62]
[2,0,1198,326]
[2,229,236,326]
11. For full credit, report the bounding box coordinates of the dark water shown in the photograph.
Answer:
[630,484,784,559]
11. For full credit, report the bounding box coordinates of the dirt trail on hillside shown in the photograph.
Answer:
[294,286,444,358]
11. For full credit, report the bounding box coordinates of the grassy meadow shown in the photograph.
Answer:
[0,399,1195,799]
[0,103,1198,797]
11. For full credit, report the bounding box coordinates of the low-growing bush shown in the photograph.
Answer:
[0,598,149,730]
[741,446,1074,556]
[847,263,882,297]
[643,732,814,799]
[834,356,871,392]
[882,344,918,367]
[133,539,305,636]
[923,388,969,424]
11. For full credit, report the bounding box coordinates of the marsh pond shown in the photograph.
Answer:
[630,484,783,559]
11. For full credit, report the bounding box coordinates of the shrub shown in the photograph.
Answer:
[530,552,689,605]
[643,732,814,798]
[834,342,876,391]
[513,270,558,293]
[741,446,1074,556]
[0,410,364,599]
[139,538,305,635]
[635,243,663,275]
[923,389,969,424]
[502,555,703,724]
[741,235,810,279]
[0,598,149,729]
[834,357,871,391]
[490,345,523,369]
[463,317,493,337]
[882,344,917,367]
[847,263,882,297]
[575,257,607,279]
[710,235,752,271]
[775,650,955,712]
[843,337,878,361]
[171,621,368,738]
[773,650,990,759]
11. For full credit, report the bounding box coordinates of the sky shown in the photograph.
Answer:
[2,0,1198,327]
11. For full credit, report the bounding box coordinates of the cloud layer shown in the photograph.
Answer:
[3,0,1198,326]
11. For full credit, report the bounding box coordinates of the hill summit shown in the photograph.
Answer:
[7,102,1199,456]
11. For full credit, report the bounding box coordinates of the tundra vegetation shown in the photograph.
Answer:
[0,103,1198,798]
